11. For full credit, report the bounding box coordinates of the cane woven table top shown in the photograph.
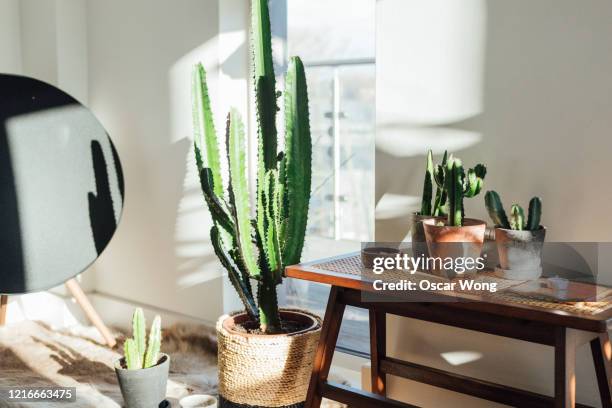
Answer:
[286,253,612,332]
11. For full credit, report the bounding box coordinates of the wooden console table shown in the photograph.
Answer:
[286,253,612,408]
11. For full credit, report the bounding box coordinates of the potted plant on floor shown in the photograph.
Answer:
[115,308,169,408]
[411,149,448,258]
[423,156,487,277]
[485,191,545,280]
[191,0,321,407]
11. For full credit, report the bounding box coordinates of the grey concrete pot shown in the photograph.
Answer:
[410,213,445,260]
[115,353,170,408]
[494,227,546,280]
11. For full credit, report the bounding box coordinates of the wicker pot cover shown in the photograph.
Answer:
[217,309,322,408]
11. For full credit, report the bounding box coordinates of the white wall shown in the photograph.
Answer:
[376,0,612,406]
[85,0,247,324]
[0,0,23,74]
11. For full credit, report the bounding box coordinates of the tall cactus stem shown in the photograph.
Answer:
[485,191,510,229]
[124,339,141,370]
[144,316,162,368]
[420,150,434,216]
[432,150,448,216]
[510,204,526,230]
[132,308,146,364]
[258,278,281,334]
[526,197,542,231]
[281,57,311,267]
[445,158,464,226]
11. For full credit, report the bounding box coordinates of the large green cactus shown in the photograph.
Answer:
[484,191,542,231]
[192,0,311,333]
[124,308,163,369]
[437,156,486,226]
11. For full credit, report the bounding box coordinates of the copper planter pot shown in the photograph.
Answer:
[423,218,487,278]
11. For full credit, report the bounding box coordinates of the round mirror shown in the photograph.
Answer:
[0,74,124,294]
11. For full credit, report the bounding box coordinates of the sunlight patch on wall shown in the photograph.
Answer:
[440,350,484,366]
[376,127,481,158]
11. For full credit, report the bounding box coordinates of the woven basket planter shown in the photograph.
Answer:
[217,309,322,408]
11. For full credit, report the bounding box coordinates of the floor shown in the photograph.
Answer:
[0,320,346,407]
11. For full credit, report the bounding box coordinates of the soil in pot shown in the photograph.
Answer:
[229,316,313,335]
[422,218,487,278]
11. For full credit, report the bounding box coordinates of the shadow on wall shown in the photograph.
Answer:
[89,140,119,255]
[0,109,25,293]
[80,0,231,319]
[376,0,612,243]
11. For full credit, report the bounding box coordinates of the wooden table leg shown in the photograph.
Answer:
[0,295,8,326]
[591,332,612,408]
[555,327,577,408]
[65,279,116,348]
[305,286,346,408]
[370,309,387,396]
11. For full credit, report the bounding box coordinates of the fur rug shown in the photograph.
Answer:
[0,321,344,407]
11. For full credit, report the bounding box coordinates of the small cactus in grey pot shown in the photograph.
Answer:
[484,191,546,279]
[115,308,169,408]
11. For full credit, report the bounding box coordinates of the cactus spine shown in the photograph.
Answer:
[192,0,311,333]
[420,150,448,216]
[484,191,542,231]
[124,308,163,370]
[437,156,486,226]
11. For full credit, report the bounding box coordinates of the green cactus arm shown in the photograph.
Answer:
[226,110,261,279]
[463,164,486,198]
[420,150,434,216]
[445,158,464,226]
[261,169,282,282]
[252,0,278,170]
[526,197,542,231]
[252,0,275,90]
[211,226,258,320]
[192,64,223,198]
[510,204,526,230]
[124,338,141,370]
[484,191,510,228]
[198,167,235,236]
[131,308,146,364]
[281,57,311,267]
[143,315,162,368]
[432,150,448,216]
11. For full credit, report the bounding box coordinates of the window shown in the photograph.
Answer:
[270,0,375,355]
[271,0,375,242]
